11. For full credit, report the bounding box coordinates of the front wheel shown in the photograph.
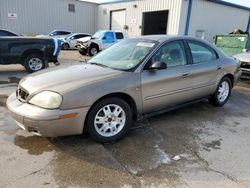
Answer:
[79,49,87,55]
[88,46,99,56]
[23,54,46,73]
[210,77,232,107]
[86,98,132,143]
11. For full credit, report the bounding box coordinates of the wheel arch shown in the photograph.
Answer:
[21,49,44,65]
[222,73,234,87]
[84,92,138,129]
[89,42,99,50]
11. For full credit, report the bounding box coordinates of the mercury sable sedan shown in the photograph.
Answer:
[7,35,242,143]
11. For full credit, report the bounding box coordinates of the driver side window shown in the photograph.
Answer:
[151,41,187,68]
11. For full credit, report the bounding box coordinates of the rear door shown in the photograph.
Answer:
[141,40,195,113]
[186,40,222,98]
[115,32,124,42]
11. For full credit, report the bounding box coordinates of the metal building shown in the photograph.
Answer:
[0,0,98,35]
[98,0,250,42]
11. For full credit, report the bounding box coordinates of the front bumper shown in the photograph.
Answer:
[7,93,90,137]
[75,43,88,50]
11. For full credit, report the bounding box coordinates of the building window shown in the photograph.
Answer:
[68,4,75,13]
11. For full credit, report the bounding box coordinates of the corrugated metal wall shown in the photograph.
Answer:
[97,0,183,37]
[0,0,98,35]
[181,0,250,42]
[98,0,250,42]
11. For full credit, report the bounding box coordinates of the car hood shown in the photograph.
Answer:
[77,36,91,43]
[234,52,250,62]
[19,64,123,95]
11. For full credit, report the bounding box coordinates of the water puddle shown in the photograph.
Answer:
[0,95,7,107]
[0,77,20,85]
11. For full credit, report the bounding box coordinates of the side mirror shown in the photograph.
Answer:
[102,36,107,40]
[149,61,167,70]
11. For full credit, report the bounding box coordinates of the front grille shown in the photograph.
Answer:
[16,87,29,102]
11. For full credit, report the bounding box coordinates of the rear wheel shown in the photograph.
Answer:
[86,97,132,143]
[23,54,46,73]
[210,77,232,107]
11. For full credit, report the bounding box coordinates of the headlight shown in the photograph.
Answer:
[29,91,62,109]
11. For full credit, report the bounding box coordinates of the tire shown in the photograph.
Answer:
[86,97,133,143]
[210,77,232,107]
[88,45,99,56]
[79,49,87,56]
[23,54,46,73]
[61,43,70,50]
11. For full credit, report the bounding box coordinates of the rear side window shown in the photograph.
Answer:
[58,31,71,35]
[188,41,218,64]
[115,32,124,39]
[51,31,71,36]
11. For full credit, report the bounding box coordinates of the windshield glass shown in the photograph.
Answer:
[92,31,102,39]
[88,39,157,70]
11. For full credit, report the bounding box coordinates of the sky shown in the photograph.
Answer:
[83,0,250,7]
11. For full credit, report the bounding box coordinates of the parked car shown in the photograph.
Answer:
[7,35,241,143]
[75,36,92,55]
[234,52,250,79]
[37,30,72,38]
[61,33,91,50]
[0,29,19,36]
[76,30,124,56]
[0,36,61,72]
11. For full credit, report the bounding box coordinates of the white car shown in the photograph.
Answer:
[234,52,250,79]
[37,30,72,38]
[76,30,125,56]
[61,33,91,50]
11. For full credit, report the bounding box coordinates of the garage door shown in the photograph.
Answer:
[111,10,126,32]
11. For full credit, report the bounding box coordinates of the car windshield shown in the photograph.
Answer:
[88,39,157,71]
[92,31,103,39]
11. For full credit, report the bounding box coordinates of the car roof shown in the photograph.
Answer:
[131,35,212,44]
[51,30,72,33]
[71,33,91,36]
[98,30,124,33]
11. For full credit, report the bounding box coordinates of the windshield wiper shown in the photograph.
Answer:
[89,62,109,68]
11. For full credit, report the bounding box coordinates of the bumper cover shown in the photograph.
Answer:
[7,93,90,137]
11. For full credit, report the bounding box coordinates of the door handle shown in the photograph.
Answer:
[182,72,190,78]
[217,65,222,70]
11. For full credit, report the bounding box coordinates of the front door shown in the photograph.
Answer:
[101,32,116,50]
[141,40,194,113]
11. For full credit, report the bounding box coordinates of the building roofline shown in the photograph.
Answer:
[206,0,250,11]
[99,0,135,5]
[99,0,250,11]
[76,0,98,5]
